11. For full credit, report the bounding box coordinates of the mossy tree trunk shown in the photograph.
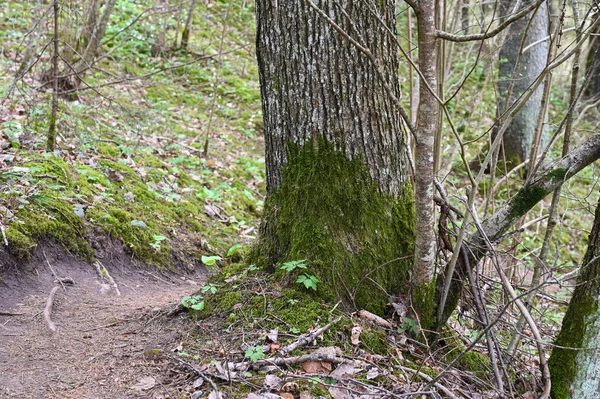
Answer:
[549,199,600,398]
[496,0,549,166]
[253,0,415,314]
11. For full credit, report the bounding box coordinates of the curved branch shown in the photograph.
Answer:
[435,0,544,42]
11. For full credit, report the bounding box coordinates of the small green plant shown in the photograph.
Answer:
[227,244,242,257]
[280,259,306,272]
[296,274,320,291]
[201,283,219,295]
[201,255,222,265]
[244,345,265,362]
[150,235,167,250]
[181,295,205,311]
[398,317,419,335]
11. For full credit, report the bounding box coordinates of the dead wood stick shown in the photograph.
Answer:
[356,309,393,328]
[0,311,25,316]
[230,351,353,372]
[170,355,220,395]
[44,286,59,332]
[280,317,341,356]
[395,365,459,399]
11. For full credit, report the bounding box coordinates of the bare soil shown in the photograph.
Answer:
[0,240,206,399]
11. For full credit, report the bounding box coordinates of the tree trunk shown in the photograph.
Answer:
[252,0,415,314]
[181,0,198,50]
[584,30,600,99]
[496,0,549,166]
[75,0,117,84]
[549,198,600,399]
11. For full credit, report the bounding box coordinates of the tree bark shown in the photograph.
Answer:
[413,0,439,322]
[496,0,549,166]
[253,0,415,314]
[181,0,198,50]
[549,198,600,399]
[75,0,117,85]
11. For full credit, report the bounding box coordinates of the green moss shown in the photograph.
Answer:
[441,332,491,379]
[251,140,415,315]
[96,142,120,157]
[549,285,598,398]
[360,329,388,355]
[413,281,437,334]
[508,184,547,220]
[547,168,567,184]
[7,201,94,261]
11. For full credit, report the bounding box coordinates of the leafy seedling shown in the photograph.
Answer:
[280,259,307,272]
[181,295,205,311]
[296,274,320,291]
[244,345,265,362]
[201,283,219,295]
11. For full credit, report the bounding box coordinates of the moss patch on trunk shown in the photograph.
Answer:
[251,141,415,315]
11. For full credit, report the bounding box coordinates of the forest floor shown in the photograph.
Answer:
[0,241,206,399]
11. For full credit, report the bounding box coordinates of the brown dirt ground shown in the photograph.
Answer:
[0,240,207,399]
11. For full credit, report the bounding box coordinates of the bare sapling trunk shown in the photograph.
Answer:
[75,0,117,86]
[413,0,440,322]
[180,0,198,50]
[47,0,59,152]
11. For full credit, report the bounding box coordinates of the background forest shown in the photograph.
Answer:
[0,0,599,398]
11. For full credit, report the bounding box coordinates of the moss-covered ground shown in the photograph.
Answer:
[0,1,264,269]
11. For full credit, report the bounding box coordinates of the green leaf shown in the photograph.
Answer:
[227,244,242,257]
[153,235,167,241]
[244,345,265,362]
[201,255,222,265]
[130,220,148,229]
[280,259,307,272]
[296,274,320,290]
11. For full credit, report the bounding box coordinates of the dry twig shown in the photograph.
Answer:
[44,286,59,332]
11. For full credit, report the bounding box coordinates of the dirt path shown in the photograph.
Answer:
[0,242,206,399]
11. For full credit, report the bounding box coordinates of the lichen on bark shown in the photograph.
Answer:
[251,141,415,315]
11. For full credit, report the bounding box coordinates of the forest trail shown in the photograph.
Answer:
[0,242,205,399]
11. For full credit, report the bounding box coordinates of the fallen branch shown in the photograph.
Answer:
[280,317,341,355]
[170,355,220,396]
[395,365,459,399]
[356,309,393,328]
[44,286,59,332]
[0,311,25,316]
[229,351,353,372]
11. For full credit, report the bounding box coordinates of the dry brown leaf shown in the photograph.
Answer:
[302,360,331,373]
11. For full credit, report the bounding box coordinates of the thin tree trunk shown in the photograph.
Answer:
[181,0,198,50]
[75,0,117,84]
[81,0,102,51]
[413,0,439,293]
[17,0,45,78]
[47,0,59,152]
[253,0,414,314]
